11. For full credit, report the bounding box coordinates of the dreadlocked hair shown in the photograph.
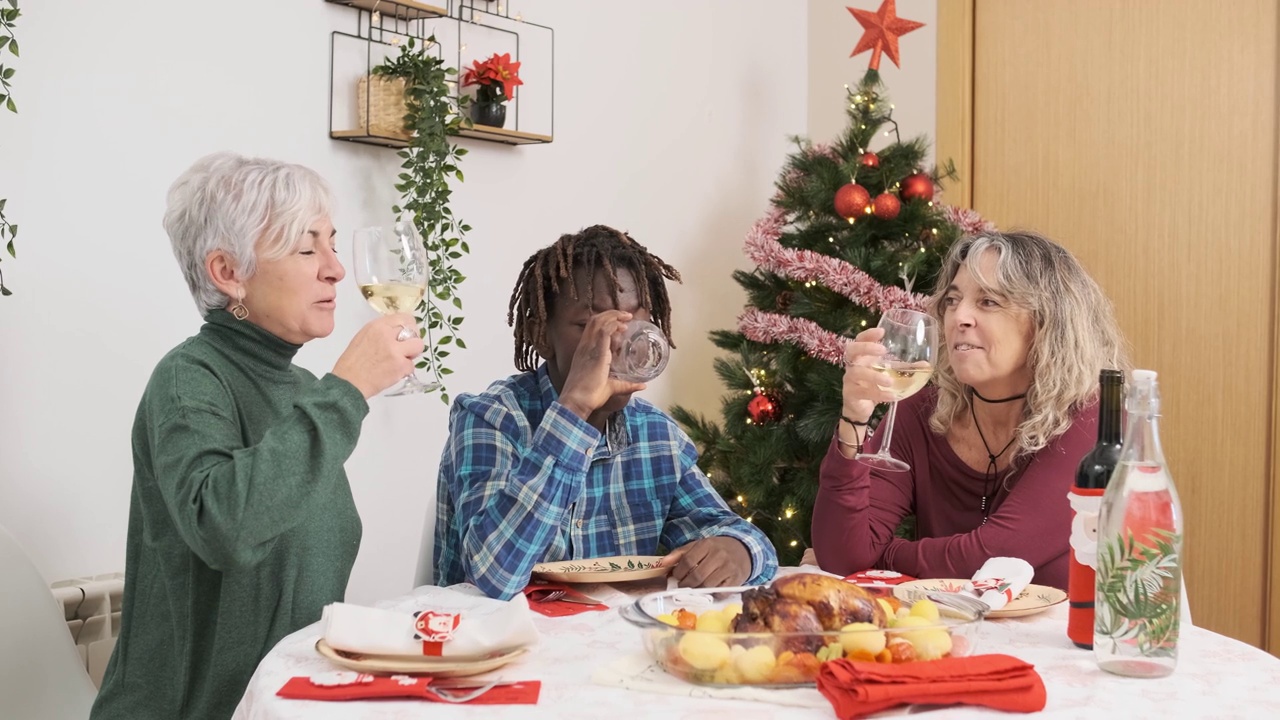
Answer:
[507,224,682,372]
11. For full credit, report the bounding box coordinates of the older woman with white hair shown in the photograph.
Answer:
[90,152,422,720]
[812,230,1128,590]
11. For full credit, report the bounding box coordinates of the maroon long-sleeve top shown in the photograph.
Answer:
[812,387,1097,590]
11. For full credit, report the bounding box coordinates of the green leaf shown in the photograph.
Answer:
[455,339,467,349]
[1,67,12,79]
[6,239,14,258]
[0,285,10,296]
[8,38,16,57]
[6,96,14,112]
[0,37,9,51]
[440,368,454,375]
[439,336,453,345]
[451,296,462,309]
[8,223,14,239]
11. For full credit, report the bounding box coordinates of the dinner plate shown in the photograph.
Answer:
[315,639,528,676]
[892,579,1068,619]
[531,555,669,583]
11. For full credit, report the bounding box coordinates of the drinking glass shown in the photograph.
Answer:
[352,219,438,395]
[856,308,939,471]
[609,319,670,383]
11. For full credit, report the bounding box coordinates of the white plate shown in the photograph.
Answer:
[531,555,669,583]
[315,639,528,677]
[893,579,1067,619]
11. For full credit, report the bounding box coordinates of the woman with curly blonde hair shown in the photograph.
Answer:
[811,230,1128,589]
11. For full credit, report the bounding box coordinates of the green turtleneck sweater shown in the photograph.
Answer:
[90,310,369,720]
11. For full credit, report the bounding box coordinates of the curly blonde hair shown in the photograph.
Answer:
[926,231,1129,458]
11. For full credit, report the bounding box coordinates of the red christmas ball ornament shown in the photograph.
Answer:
[834,183,872,220]
[872,192,901,220]
[900,173,935,202]
[746,392,782,425]
[859,151,880,168]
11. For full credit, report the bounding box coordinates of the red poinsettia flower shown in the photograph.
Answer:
[461,52,524,103]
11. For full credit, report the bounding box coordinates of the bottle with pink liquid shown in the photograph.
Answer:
[1093,369,1183,677]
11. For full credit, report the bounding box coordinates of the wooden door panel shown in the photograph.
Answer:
[966,0,1278,646]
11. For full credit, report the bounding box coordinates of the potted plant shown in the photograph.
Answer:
[461,52,522,129]
[0,0,19,297]
[369,36,471,402]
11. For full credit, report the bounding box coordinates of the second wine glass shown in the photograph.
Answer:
[855,308,939,471]
[352,219,438,395]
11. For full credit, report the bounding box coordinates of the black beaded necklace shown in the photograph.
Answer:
[969,388,1026,523]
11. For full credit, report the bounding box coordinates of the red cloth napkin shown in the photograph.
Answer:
[276,675,541,704]
[521,583,609,618]
[816,654,1046,719]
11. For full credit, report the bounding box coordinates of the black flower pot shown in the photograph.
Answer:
[470,101,507,129]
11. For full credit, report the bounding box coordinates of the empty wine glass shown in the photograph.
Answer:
[609,319,670,383]
[352,219,438,395]
[856,308,939,471]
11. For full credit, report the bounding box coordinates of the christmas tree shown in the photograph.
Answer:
[671,64,995,565]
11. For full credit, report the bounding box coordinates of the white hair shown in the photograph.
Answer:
[163,152,335,314]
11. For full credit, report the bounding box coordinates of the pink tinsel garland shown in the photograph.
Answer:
[743,208,927,313]
[738,309,846,366]
[738,203,996,364]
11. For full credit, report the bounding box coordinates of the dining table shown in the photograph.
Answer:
[233,566,1280,719]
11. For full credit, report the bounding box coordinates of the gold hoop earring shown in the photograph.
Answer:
[230,289,249,321]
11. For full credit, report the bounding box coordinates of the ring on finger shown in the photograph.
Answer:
[396,325,413,342]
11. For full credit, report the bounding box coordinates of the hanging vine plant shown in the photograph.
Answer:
[0,0,20,297]
[372,36,471,403]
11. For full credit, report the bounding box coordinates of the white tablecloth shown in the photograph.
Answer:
[234,569,1280,719]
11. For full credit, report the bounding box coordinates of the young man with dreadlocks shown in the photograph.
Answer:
[432,225,778,600]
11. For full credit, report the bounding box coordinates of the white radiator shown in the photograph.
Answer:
[51,573,124,689]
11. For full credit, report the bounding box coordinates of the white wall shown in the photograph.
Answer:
[0,0,811,604]
[0,1,941,606]
[808,0,936,162]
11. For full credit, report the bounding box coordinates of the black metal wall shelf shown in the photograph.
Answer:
[326,0,554,147]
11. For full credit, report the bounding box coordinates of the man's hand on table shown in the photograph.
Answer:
[658,536,752,588]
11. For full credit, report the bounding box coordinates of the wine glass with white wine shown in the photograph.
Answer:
[856,308,939,471]
[352,218,438,395]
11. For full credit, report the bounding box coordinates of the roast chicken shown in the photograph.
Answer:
[731,574,886,651]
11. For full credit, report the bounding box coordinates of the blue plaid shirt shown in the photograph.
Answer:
[433,365,778,599]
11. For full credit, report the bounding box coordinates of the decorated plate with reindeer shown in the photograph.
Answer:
[531,555,670,583]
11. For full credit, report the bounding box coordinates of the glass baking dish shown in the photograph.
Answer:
[619,580,982,687]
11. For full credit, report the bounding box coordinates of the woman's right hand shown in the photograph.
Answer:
[841,326,896,423]
[332,313,424,399]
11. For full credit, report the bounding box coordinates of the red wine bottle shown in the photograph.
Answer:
[1066,369,1123,649]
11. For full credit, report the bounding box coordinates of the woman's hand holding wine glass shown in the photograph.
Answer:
[350,219,437,396]
[840,308,939,471]
[332,313,423,399]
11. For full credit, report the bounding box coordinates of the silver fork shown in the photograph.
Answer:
[428,678,502,703]
[926,591,989,620]
[530,589,566,603]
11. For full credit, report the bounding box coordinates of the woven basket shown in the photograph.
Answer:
[357,75,410,140]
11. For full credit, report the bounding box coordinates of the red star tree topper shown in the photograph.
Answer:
[847,0,925,70]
